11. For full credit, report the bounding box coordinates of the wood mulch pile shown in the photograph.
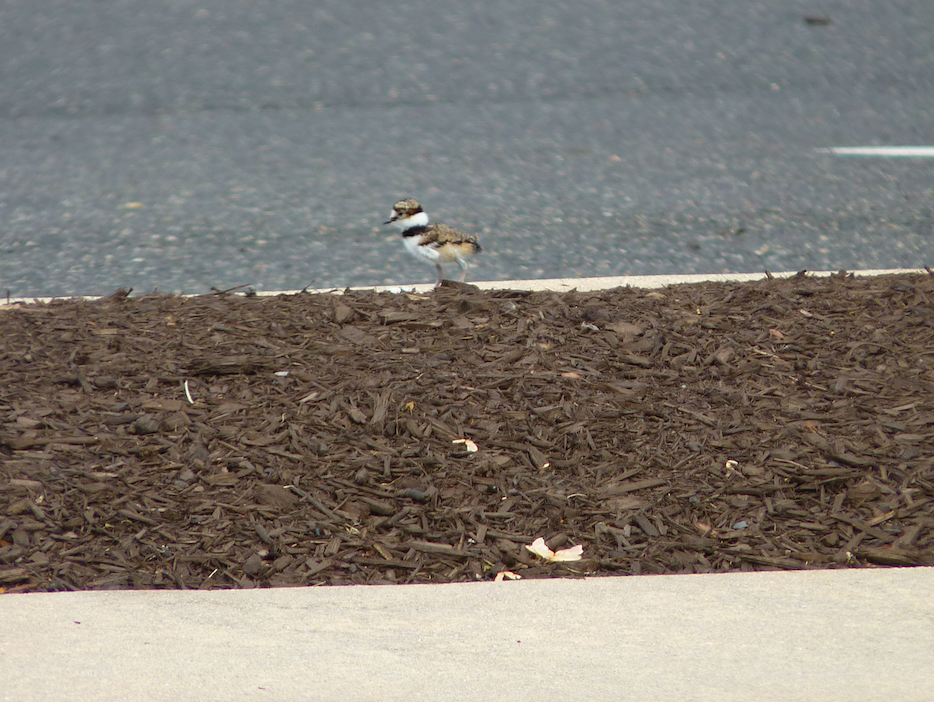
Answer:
[1,271,933,592]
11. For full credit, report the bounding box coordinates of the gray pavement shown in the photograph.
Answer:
[1,1,933,297]
[2,567,932,702]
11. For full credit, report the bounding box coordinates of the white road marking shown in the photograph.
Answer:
[817,146,934,157]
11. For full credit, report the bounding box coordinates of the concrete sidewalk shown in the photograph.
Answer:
[2,567,932,702]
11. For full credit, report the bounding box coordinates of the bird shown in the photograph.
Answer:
[384,198,482,287]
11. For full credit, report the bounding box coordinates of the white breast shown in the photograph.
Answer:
[403,234,440,263]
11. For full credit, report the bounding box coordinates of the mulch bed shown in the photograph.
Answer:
[1,271,933,592]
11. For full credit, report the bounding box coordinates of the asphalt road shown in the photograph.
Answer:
[1,0,932,297]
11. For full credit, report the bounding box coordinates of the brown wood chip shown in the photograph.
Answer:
[0,273,931,591]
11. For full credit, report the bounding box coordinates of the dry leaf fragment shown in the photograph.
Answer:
[554,544,583,561]
[694,521,719,537]
[561,371,582,379]
[525,537,583,562]
[768,328,786,340]
[452,438,479,453]
[525,538,554,560]
[494,571,522,582]
[298,391,319,404]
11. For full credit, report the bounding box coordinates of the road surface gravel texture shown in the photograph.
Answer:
[0,1,933,296]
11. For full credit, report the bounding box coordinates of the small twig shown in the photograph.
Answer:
[106,288,132,300]
[183,379,195,405]
[211,284,254,295]
[288,484,338,520]
[300,279,318,293]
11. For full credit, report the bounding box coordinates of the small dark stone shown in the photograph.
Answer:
[402,488,430,503]
[242,553,265,576]
[132,414,163,434]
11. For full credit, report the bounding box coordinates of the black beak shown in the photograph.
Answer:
[384,218,394,224]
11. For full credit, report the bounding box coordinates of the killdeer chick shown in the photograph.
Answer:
[385,198,482,287]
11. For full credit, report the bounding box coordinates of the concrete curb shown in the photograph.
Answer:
[1,268,927,306]
[336,267,927,295]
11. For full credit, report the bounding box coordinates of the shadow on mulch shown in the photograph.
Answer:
[1,271,933,592]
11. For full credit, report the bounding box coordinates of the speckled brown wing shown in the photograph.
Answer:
[418,224,482,264]
[419,224,482,251]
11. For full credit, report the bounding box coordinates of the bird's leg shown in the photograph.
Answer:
[457,258,468,282]
[434,263,445,288]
